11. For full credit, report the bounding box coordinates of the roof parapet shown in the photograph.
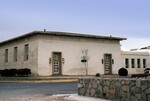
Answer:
[0,31,126,45]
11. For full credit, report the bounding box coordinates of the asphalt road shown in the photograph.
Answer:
[0,82,78,95]
[0,82,111,101]
[0,82,78,101]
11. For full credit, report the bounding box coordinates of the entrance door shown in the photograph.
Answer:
[104,54,112,74]
[52,52,62,75]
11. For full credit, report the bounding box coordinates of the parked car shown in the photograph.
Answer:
[144,68,150,74]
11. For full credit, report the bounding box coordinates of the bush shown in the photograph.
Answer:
[118,67,128,76]
[10,69,17,76]
[1,69,9,77]
[0,68,31,77]
[95,73,100,77]
[17,68,31,76]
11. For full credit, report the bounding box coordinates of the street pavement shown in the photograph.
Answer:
[0,82,78,94]
[0,82,110,101]
[0,82,78,101]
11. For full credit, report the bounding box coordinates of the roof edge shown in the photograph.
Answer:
[0,31,126,45]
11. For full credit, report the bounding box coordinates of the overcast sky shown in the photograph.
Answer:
[0,0,150,50]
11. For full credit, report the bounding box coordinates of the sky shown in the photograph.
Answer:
[0,0,150,50]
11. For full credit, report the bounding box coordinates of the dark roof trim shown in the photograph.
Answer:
[0,31,127,45]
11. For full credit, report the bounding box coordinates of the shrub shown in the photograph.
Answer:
[10,69,17,76]
[0,68,31,77]
[118,67,128,76]
[95,73,100,77]
[1,69,9,77]
[17,68,31,77]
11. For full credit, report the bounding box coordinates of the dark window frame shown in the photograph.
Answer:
[137,59,141,68]
[143,59,146,68]
[5,49,8,63]
[24,44,29,61]
[131,59,135,68]
[14,47,18,62]
[125,58,129,68]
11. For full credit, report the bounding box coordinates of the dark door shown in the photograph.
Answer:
[104,54,112,74]
[52,52,62,75]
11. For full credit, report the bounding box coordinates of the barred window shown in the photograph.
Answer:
[131,59,135,68]
[5,49,8,63]
[137,59,140,68]
[24,44,29,61]
[143,59,146,68]
[125,58,129,68]
[14,47,18,62]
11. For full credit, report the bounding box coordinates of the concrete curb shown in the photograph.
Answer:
[0,79,78,83]
[0,77,78,83]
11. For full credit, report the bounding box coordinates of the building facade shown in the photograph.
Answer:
[121,51,150,74]
[0,31,149,76]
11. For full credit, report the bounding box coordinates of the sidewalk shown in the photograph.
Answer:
[0,75,95,83]
[0,76,79,83]
[0,75,123,83]
[0,94,111,101]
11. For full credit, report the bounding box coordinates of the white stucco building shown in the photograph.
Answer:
[0,31,149,76]
[121,51,150,74]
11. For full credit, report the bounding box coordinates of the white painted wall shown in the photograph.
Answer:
[0,36,38,75]
[37,35,122,76]
[121,51,150,74]
[1,33,149,76]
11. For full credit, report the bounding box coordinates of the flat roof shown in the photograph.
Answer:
[121,51,150,56]
[0,31,126,45]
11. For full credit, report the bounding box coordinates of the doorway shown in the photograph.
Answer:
[104,54,112,74]
[52,52,62,75]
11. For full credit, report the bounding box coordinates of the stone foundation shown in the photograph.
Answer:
[78,78,150,101]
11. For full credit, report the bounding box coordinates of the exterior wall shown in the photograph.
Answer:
[0,36,38,75]
[1,32,149,76]
[121,51,150,74]
[78,78,150,101]
[37,35,122,76]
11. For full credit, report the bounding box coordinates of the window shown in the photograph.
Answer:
[14,47,18,62]
[125,58,129,68]
[143,59,146,68]
[5,49,8,63]
[131,59,135,68]
[24,44,29,61]
[137,59,140,68]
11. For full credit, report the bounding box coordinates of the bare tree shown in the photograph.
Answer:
[81,49,89,76]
